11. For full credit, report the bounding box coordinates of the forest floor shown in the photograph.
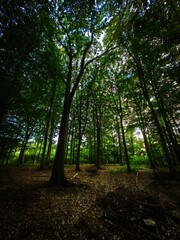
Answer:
[0,164,180,240]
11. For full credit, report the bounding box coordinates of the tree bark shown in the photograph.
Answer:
[49,90,71,186]
[46,116,55,164]
[40,80,57,170]
[75,94,83,172]
[18,125,31,165]
[117,124,123,165]
[69,123,75,164]
[119,99,131,172]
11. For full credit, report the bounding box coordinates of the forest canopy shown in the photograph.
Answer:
[0,0,179,185]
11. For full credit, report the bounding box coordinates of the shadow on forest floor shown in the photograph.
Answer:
[96,185,180,239]
[0,165,180,240]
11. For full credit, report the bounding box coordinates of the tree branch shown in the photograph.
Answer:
[56,15,73,57]
[84,45,118,69]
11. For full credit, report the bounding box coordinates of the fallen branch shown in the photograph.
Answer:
[70,173,79,180]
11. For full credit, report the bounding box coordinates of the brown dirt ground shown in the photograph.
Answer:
[0,164,180,240]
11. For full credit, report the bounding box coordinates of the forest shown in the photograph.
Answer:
[0,0,180,239]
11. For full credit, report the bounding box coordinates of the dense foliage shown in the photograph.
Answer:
[0,0,179,184]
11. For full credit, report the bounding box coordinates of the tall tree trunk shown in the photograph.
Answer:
[75,91,89,171]
[95,102,101,169]
[110,85,123,166]
[18,125,31,165]
[130,131,135,157]
[92,106,97,165]
[147,127,158,166]
[48,33,116,186]
[75,94,83,172]
[68,111,77,165]
[116,119,123,165]
[96,119,101,169]
[75,135,82,171]
[142,128,156,169]
[119,99,131,172]
[37,137,43,163]
[88,133,94,164]
[132,55,176,177]
[152,82,180,165]
[49,94,71,186]
[40,80,57,170]
[39,122,48,170]
[49,53,83,185]
[33,138,40,164]
[46,116,55,164]
[69,123,75,164]
[137,108,156,169]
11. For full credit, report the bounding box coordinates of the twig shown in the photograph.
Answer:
[104,219,113,225]
[70,173,79,180]
[141,180,156,191]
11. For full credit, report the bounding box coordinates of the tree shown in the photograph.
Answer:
[1,0,179,181]
[75,84,90,171]
[0,0,51,125]
[107,0,179,176]
[49,0,117,186]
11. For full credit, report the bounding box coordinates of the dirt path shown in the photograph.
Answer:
[0,165,180,239]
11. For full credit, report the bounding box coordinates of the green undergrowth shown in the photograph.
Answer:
[110,164,149,174]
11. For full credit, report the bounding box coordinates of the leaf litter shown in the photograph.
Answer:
[0,165,180,239]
